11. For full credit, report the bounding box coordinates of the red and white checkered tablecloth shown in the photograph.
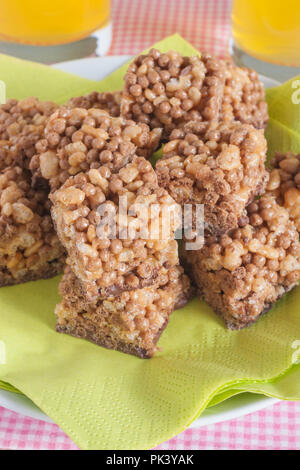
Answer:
[0,0,300,451]
[108,0,232,58]
[1,401,300,450]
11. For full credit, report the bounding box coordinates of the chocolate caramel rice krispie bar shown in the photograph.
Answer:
[184,195,300,329]
[56,265,192,358]
[156,120,268,236]
[266,152,300,231]
[0,165,65,286]
[121,49,268,140]
[121,49,226,139]
[50,156,180,301]
[30,107,162,191]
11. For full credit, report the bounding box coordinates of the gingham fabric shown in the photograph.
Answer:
[1,401,300,450]
[1,0,300,451]
[108,0,232,58]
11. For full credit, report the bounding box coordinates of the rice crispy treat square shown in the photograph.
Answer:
[67,91,122,117]
[0,165,65,286]
[56,264,192,358]
[184,195,300,329]
[156,120,268,236]
[121,49,226,139]
[221,61,268,129]
[0,97,58,171]
[50,156,180,301]
[266,152,300,231]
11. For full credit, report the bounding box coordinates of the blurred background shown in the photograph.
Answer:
[0,0,299,80]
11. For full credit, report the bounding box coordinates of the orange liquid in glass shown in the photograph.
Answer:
[0,0,110,45]
[232,0,300,66]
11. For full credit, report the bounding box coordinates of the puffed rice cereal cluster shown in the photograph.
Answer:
[0,165,65,286]
[121,49,268,141]
[266,152,300,231]
[67,91,122,117]
[51,155,193,357]
[156,120,268,236]
[50,156,182,302]
[221,61,268,129]
[184,195,300,329]
[121,49,226,139]
[30,107,162,191]
[0,97,58,171]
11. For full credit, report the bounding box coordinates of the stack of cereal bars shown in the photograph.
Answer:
[1,48,300,357]
[35,106,192,358]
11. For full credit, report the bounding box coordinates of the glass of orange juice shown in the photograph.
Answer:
[232,0,300,81]
[0,0,111,63]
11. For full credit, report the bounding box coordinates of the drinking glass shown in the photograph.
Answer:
[0,0,112,63]
[231,0,300,81]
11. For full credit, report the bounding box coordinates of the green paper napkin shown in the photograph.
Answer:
[265,77,300,159]
[0,53,100,103]
[0,35,300,450]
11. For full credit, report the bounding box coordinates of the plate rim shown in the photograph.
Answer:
[0,55,281,428]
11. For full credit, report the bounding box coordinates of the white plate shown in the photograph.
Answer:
[0,387,278,426]
[0,56,280,428]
